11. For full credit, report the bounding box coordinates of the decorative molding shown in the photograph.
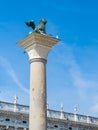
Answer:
[0,101,98,129]
[17,32,60,48]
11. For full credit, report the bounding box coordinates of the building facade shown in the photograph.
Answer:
[0,101,98,130]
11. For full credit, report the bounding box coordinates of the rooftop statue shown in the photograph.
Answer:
[25,18,47,34]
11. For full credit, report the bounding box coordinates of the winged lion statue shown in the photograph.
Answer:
[25,18,47,34]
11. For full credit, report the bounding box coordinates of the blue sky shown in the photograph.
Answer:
[0,0,98,117]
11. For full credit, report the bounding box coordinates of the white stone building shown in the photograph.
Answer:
[0,100,98,130]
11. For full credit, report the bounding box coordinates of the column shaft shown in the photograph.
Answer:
[29,59,47,130]
[17,32,60,130]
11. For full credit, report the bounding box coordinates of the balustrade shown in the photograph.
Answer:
[0,101,98,126]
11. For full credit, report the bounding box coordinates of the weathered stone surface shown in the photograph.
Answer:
[17,32,60,130]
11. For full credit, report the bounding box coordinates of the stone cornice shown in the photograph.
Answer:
[0,110,28,118]
[17,33,60,61]
[17,32,60,49]
[47,117,98,129]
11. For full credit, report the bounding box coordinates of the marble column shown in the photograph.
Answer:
[17,32,60,130]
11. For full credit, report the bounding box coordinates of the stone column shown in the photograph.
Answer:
[17,32,60,130]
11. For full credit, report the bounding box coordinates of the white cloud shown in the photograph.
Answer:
[8,69,29,93]
[52,42,97,99]
[0,56,29,94]
[51,42,98,116]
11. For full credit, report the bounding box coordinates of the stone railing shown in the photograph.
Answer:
[0,101,98,125]
[0,101,29,114]
[48,109,98,125]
